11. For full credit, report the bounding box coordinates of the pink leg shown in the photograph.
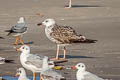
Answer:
[56,45,60,60]
[63,46,66,59]
[69,0,72,8]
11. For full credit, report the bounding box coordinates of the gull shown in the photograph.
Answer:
[17,45,54,80]
[72,63,104,80]
[5,17,27,46]
[40,56,66,80]
[37,19,97,60]
[15,68,30,80]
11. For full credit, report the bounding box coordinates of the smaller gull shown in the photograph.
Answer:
[5,17,27,46]
[15,68,30,80]
[72,63,104,80]
[40,56,66,80]
[17,45,54,80]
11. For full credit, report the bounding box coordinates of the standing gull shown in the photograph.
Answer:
[40,56,66,80]
[17,45,54,80]
[5,17,27,46]
[15,68,30,80]
[72,63,104,80]
[37,19,97,60]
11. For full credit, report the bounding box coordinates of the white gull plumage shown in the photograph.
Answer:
[72,63,104,80]
[17,45,54,80]
[15,68,30,80]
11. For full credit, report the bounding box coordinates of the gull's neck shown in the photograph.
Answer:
[20,70,27,77]
[17,20,25,23]
[77,69,85,80]
[42,58,49,71]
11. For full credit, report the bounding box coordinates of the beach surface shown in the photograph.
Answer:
[0,0,120,80]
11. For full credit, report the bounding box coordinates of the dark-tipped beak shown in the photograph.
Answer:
[14,73,19,77]
[16,48,21,52]
[37,23,42,26]
[72,66,76,70]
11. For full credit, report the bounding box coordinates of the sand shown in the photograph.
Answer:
[0,0,120,80]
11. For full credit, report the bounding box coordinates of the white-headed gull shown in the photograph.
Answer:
[15,68,30,80]
[37,19,97,60]
[5,17,27,46]
[17,45,54,80]
[72,63,104,80]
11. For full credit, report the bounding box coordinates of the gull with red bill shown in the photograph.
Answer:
[15,68,30,80]
[17,45,55,80]
[72,63,104,80]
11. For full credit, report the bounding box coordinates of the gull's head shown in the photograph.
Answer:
[15,68,25,77]
[17,45,30,54]
[37,19,55,27]
[17,17,25,23]
[72,63,86,71]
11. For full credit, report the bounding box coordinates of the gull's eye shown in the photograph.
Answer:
[26,48,28,50]
[82,65,84,68]
[22,47,25,49]
[78,65,80,67]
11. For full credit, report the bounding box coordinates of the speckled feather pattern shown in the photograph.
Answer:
[48,24,84,44]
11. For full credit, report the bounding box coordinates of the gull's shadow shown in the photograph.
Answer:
[0,37,5,39]
[3,76,40,80]
[18,41,34,45]
[59,55,95,59]
[65,5,101,8]
[5,59,15,64]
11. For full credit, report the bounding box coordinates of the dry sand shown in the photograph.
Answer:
[0,0,120,80]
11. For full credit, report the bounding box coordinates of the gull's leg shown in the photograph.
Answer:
[65,0,72,9]
[69,0,72,8]
[56,44,60,60]
[33,72,35,80]
[13,36,19,46]
[40,77,42,80]
[19,37,24,45]
[63,46,66,59]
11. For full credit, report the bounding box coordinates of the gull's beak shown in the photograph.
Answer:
[16,48,21,52]
[37,23,43,26]
[72,66,76,70]
[14,73,19,77]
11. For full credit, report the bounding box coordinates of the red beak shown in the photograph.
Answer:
[72,66,76,70]
[14,73,19,77]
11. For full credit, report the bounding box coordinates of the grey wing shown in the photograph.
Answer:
[25,54,45,68]
[51,25,79,43]
[42,69,64,79]
[11,23,27,33]
[84,72,104,80]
